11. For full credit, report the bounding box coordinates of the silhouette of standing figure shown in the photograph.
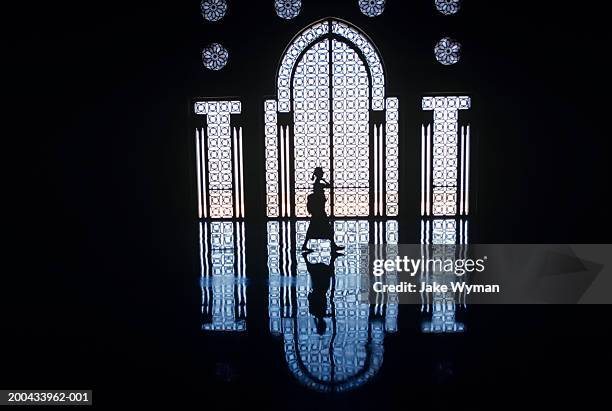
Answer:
[302,167,344,253]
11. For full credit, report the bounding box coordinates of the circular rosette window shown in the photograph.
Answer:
[358,0,386,17]
[275,0,302,20]
[434,37,462,65]
[200,0,228,22]
[435,0,461,16]
[202,43,229,71]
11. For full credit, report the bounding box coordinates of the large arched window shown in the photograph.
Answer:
[265,19,399,218]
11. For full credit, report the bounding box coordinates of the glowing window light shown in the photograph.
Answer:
[194,100,243,218]
[275,0,302,20]
[358,0,386,17]
[331,20,385,110]
[422,96,471,216]
[434,37,461,66]
[266,19,398,218]
[385,98,399,216]
[200,0,227,22]
[264,100,280,217]
[202,43,229,71]
[435,0,461,16]
[267,219,398,391]
[420,218,466,333]
[332,39,370,217]
[293,39,331,217]
[277,21,329,112]
[201,221,247,331]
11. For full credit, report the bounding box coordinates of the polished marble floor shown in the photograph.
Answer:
[197,218,579,399]
[10,217,609,408]
[198,219,490,393]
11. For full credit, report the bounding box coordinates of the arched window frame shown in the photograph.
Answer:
[266,18,399,218]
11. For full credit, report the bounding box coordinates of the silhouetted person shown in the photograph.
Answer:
[302,167,344,253]
[303,251,338,336]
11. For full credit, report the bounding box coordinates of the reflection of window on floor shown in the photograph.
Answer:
[200,221,247,332]
[194,100,244,219]
[421,96,471,217]
[265,19,399,218]
[267,220,398,392]
[420,219,468,333]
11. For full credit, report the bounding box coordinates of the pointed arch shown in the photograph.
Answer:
[276,18,386,112]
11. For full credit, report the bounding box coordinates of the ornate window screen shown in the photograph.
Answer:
[385,98,399,216]
[194,100,244,218]
[266,19,399,218]
[331,20,385,111]
[421,96,471,216]
[435,0,461,16]
[278,21,330,113]
[293,39,331,217]
[265,100,280,217]
[332,39,369,217]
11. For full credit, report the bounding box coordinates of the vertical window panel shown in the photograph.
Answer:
[332,39,370,217]
[293,39,331,217]
[385,98,399,216]
[194,100,242,218]
[422,96,471,216]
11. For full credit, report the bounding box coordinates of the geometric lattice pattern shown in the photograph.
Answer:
[434,37,461,66]
[435,0,461,16]
[422,96,470,216]
[266,19,399,218]
[420,218,466,333]
[201,43,229,71]
[278,21,329,113]
[332,20,385,110]
[267,220,398,391]
[267,221,282,334]
[200,0,227,22]
[385,98,399,216]
[201,221,247,332]
[264,100,280,217]
[332,39,370,216]
[358,0,386,18]
[293,39,331,217]
[194,100,241,218]
[275,0,302,20]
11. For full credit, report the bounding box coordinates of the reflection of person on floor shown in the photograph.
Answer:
[303,252,338,336]
[302,167,345,253]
